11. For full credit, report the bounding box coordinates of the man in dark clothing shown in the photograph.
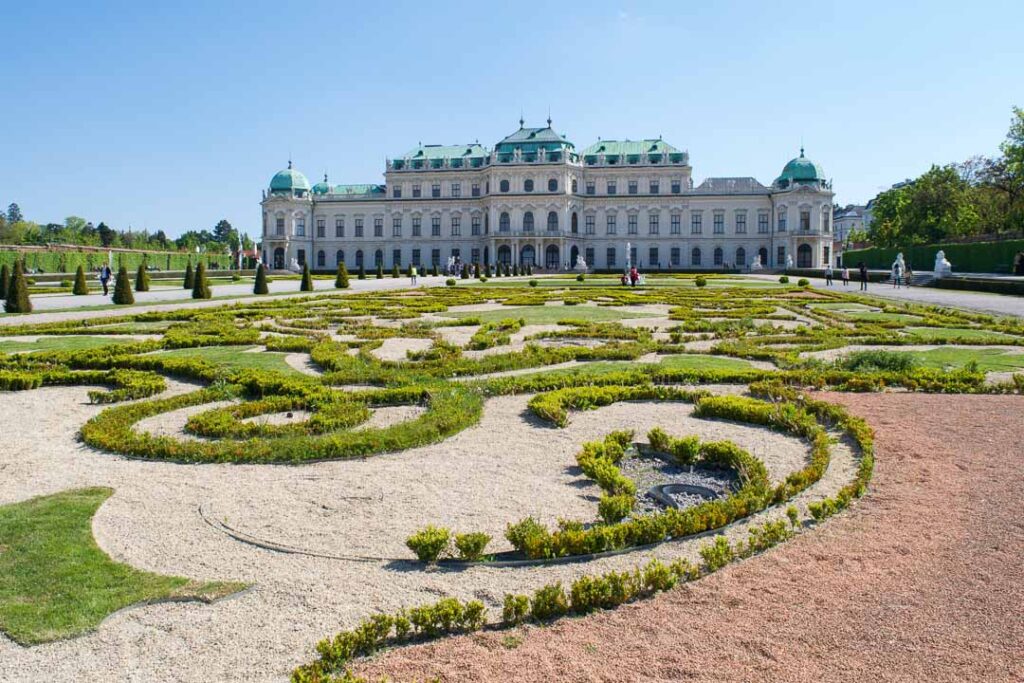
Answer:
[858,262,868,291]
[100,264,112,296]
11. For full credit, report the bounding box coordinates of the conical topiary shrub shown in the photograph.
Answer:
[1,263,11,300]
[527,264,534,275]
[183,262,195,289]
[392,264,400,278]
[474,263,480,278]
[375,263,384,279]
[135,264,150,292]
[335,263,350,289]
[300,262,313,292]
[358,264,366,280]
[254,263,269,294]
[460,263,469,279]
[4,261,31,313]
[191,262,211,299]
[112,266,134,305]
[73,265,89,295]
[431,263,439,277]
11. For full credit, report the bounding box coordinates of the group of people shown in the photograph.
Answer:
[823,263,872,291]
[620,266,642,287]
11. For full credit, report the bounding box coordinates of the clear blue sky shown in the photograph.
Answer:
[1,0,1021,240]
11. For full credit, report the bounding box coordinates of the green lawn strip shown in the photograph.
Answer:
[910,347,1024,372]
[483,353,756,382]
[440,305,658,325]
[0,336,139,354]
[901,326,1015,341]
[841,311,923,323]
[808,302,878,312]
[0,487,244,645]
[151,345,301,375]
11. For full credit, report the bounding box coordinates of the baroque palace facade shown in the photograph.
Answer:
[260,120,834,273]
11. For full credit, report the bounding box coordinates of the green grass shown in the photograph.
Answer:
[152,345,302,375]
[0,488,244,645]
[910,347,1024,372]
[808,302,878,312]
[902,326,1015,341]
[440,305,659,325]
[500,353,755,381]
[841,311,923,323]
[0,336,138,354]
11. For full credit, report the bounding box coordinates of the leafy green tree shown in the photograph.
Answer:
[0,263,9,299]
[191,262,211,299]
[135,264,150,292]
[73,265,89,295]
[96,222,115,247]
[7,203,23,224]
[254,263,269,294]
[112,266,134,305]
[183,262,194,289]
[300,262,313,291]
[335,262,350,288]
[4,261,31,312]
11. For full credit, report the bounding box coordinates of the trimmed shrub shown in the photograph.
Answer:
[460,263,469,279]
[135,264,150,292]
[840,349,917,373]
[598,494,633,523]
[530,583,570,621]
[513,263,520,276]
[445,278,457,287]
[191,262,212,299]
[112,266,134,305]
[431,263,439,277]
[778,275,790,284]
[576,273,585,282]
[699,535,734,572]
[358,264,366,280]
[406,525,451,563]
[454,532,491,561]
[254,264,269,294]
[300,262,313,292]
[72,265,89,295]
[4,261,32,313]
[391,264,400,278]
[527,264,534,275]
[335,263,350,288]
[529,279,538,287]
[695,276,707,287]
[502,594,530,625]
[183,262,194,289]
[376,263,384,279]
[798,278,810,287]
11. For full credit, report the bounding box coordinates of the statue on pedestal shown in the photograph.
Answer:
[574,254,588,272]
[934,250,952,277]
[750,254,763,271]
[785,254,794,269]
[289,258,300,273]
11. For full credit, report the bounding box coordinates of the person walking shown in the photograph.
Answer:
[841,265,850,287]
[629,265,639,287]
[99,264,112,296]
[409,264,417,285]
[824,264,834,287]
[892,261,902,289]
[858,262,868,291]
[905,263,913,287]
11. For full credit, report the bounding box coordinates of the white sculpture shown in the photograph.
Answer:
[574,254,588,272]
[289,258,301,272]
[892,252,906,274]
[934,250,952,277]
[785,254,794,269]
[750,254,763,271]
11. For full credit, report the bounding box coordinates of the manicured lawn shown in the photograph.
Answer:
[440,305,659,325]
[472,276,782,289]
[902,326,1015,341]
[910,347,1024,372]
[0,488,243,645]
[152,345,302,374]
[508,353,756,381]
[808,302,878,312]
[0,336,138,354]
[841,311,923,323]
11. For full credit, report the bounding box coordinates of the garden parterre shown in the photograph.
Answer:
[0,275,1021,682]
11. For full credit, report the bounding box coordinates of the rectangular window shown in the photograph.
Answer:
[451,183,461,198]
[393,186,402,198]
[606,247,616,267]
[431,216,441,237]
[392,249,401,266]
[412,184,421,198]
[431,248,441,266]
[412,217,421,237]
[354,218,363,237]
[412,248,421,266]
[630,246,637,266]
[778,211,787,232]
[431,183,441,198]
[297,248,306,265]
[471,248,480,264]
[628,180,638,195]
[649,181,659,194]
[670,214,681,235]
[628,214,638,235]
[800,210,811,231]
[295,218,305,237]
[713,213,724,235]
[691,212,703,234]
[451,248,460,260]
[714,248,723,266]
[450,216,461,236]
[648,213,659,235]
[649,247,659,267]
[275,217,284,235]
[823,212,830,233]
[777,246,785,267]
[335,218,344,237]
[586,181,595,195]
[606,215,617,235]
[585,247,594,266]
[585,215,595,235]
[736,213,747,234]
[607,181,617,195]
[670,247,681,266]
[671,179,682,194]
[392,216,402,237]
[471,183,480,197]
[471,215,481,236]
[316,218,325,238]
[373,218,383,237]
[758,213,769,234]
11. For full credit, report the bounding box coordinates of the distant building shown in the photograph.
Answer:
[261,121,834,272]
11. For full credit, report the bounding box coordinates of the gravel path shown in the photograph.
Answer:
[352,393,1024,683]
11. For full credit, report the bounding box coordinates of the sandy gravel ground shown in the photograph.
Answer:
[283,352,323,376]
[353,393,1024,683]
[370,337,434,362]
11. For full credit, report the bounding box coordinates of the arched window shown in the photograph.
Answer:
[571,179,578,193]
[523,211,534,232]
[735,247,745,267]
[758,247,768,267]
[548,178,558,192]
[499,212,510,232]
[524,179,534,192]
[336,249,345,266]
[520,244,535,266]
[374,249,384,267]
[691,247,701,266]
[571,212,578,234]
[316,250,325,268]
[547,211,558,231]
[797,243,813,268]
[545,244,560,269]
[714,247,724,266]
[497,245,512,265]
[273,247,285,269]
[499,179,510,193]
[355,250,364,268]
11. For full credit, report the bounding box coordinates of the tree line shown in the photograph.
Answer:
[868,106,1023,248]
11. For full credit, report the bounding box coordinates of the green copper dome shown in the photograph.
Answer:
[270,162,310,193]
[311,173,331,195]
[776,148,824,185]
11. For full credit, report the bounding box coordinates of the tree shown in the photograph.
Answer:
[431,263,439,277]
[135,264,150,292]
[213,219,240,252]
[192,262,211,299]
[254,263,269,294]
[460,263,469,279]
[7,203,23,225]
[112,266,134,305]
[96,222,115,247]
[358,264,366,280]
[335,262,350,289]
[73,265,89,295]
[183,262,194,289]
[375,262,384,279]
[300,261,313,291]
[4,261,31,313]
[0,263,9,300]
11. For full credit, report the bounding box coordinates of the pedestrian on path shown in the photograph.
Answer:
[892,262,903,289]
[858,262,868,291]
[99,264,112,296]
[841,266,850,287]
[409,264,417,285]
[824,264,834,286]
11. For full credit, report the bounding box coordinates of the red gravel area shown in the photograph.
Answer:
[351,393,1024,683]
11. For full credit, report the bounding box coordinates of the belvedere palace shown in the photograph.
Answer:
[260,120,834,272]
